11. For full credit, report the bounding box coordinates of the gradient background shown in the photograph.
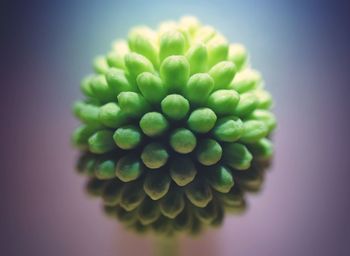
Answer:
[2,0,350,255]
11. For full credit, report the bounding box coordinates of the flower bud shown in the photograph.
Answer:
[102,180,124,206]
[184,73,214,105]
[207,35,229,68]
[143,172,171,200]
[223,143,252,170]
[90,75,116,102]
[113,125,142,150]
[185,179,213,208]
[212,117,244,142]
[120,181,146,211]
[248,110,277,133]
[117,92,150,117]
[141,143,169,169]
[95,160,116,180]
[231,69,262,93]
[186,43,208,74]
[128,26,158,67]
[99,102,128,128]
[169,128,197,154]
[248,138,273,160]
[161,94,190,120]
[86,178,105,196]
[187,108,217,133]
[116,155,144,182]
[80,75,94,97]
[159,189,185,218]
[75,103,100,124]
[139,112,169,137]
[160,56,190,92]
[196,139,222,166]
[218,187,245,209]
[93,55,109,74]
[179,16,201,37]
[240,120,269,143]
[88,130,115,154]
[169,157,197,186]
[116,206,137,224]
[160,30,187,61]
[108,40,129,69]
[73,16,276,235]
[253,89,273,109]
[206,165,234,193]
[207,89,240,116]
[195,26,216,43]
[137,198,161,225]
[136,72,167,104]
[106,68,135,94]
[234,92,258,117]
[72,125,100,150]
[209,61,236,89]
[194,201,218,224]
[228,44,247,70]
[124,52,155,78]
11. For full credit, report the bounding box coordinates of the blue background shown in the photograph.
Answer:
[2,0,350,255]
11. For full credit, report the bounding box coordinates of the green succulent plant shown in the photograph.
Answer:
[72,16,276,235]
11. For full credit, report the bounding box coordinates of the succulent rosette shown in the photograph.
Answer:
[72,16,276,235]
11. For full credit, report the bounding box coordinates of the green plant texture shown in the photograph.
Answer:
[72,16,276,236]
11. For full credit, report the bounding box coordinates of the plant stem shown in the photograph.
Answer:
[155,236,178,256]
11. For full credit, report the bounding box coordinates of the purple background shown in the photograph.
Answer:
[2,0,350,255]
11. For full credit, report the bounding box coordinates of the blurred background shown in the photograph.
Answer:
[2,0,350,255]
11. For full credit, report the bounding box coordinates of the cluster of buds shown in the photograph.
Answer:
[72,16,276,235]
[77,153,270,235]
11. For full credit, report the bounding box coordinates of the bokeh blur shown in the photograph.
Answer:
[2,0,350,255]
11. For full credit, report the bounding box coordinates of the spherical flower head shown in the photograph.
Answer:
[72,16,276,236]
